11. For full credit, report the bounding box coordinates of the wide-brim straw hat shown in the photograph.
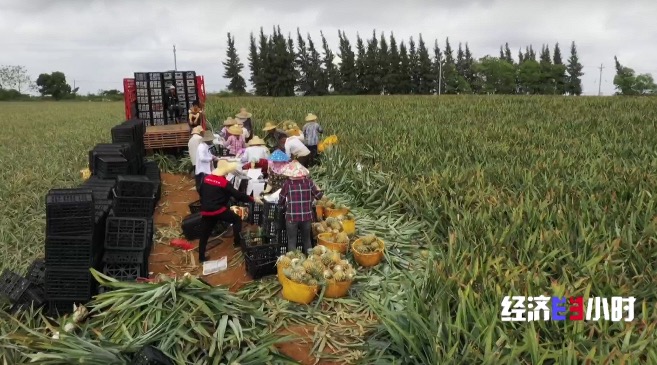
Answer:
[305,113,318,122]
[235,108,252,119]
[212,160,239,177]
[247,136,266,146]
[223,117,237,126]
[280,160,309,178]
[227,124,243,136]
[191,126,203,135]
[201,130,214,142]
[262,121,277,131]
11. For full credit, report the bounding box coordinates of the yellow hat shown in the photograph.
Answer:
[201,130,214,142]
[223,117,238,126]
[247,136,266,146]
[262,121,277,131]
[305,113,317,122]
[235,108,252,119]
[212,160,239,176]
[227,124,243,136]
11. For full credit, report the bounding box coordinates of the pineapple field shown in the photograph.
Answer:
[2,96,657,363]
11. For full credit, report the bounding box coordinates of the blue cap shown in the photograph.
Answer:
[269,150,290,162]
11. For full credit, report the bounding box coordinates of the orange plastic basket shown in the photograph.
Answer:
[324,280,352,298]
[352,238,385,267]
[317,233,348,254]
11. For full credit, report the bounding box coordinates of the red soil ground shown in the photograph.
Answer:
[148,173,343,365]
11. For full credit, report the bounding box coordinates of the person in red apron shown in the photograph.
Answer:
[198,160,264,263]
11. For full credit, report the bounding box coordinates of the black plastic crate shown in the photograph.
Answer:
[112,189,155,218]
[25,259,45,286]
[132,345,174,365]
[47,300,84,317]
[277,226,307,249]
[105,217,149,251]
[103,250,144,265]
[45,234,95,247]
[261,219,281,237]
[103,263,141,282]
[12,286,46,312]
[45,244,100,269]
[241,202,263,225]
[117,175,155,197]
[189,200,201,214]
[209,145,229,157]
[241,231,286,258]
[142,161,161,181]
[0,270,31,303]
[45,268,95,300]
[181,213,228,241]
[95,156,129,179]
[46,189,94,217]
[262,202,284,222]
[46,214,95,236]
[244,252,277,280]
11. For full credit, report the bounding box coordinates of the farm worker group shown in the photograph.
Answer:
[185,108,325,263]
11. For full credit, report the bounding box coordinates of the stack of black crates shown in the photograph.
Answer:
[0,259,46,312]
[241,201,290,279]
[40,119,162,316]
[134,71,198,126]
[44,188,101,315]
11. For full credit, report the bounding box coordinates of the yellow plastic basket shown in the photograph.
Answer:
[317,233,348,254]
[352,238,385,267]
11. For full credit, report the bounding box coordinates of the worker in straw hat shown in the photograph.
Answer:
[187,126,204,175]
[240,135,270,171]
[279,131,311,167]
[198,160,264,262]
[262,121,285,152]
[195,130,220,193]
[277,160,323,255]
[224,123,246,156]
[235,108,253,143]
[188,101,204,130]
[219,117,237,140]
[302,113,323,166]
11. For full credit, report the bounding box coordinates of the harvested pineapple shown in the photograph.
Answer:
[353,234,384,254]
[279,245,355,285]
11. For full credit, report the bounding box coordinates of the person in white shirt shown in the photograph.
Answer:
[195,131,219,193]
[187,126,204,175]
[280,134,311,167]
[240,136,270,164]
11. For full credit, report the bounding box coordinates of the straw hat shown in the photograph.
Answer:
[235,108,252,119]
[212,160,239,177]
[223,117,238,126]
[262,121,277,131]
[247,136,266,146]
[305,113,317,122]
[168,85,175,90]
[280,160,309,178]
[201,131,214,142]
[227,124,243,136]
[191,126,203,135]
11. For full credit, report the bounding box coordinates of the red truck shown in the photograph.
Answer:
[123,72,207,151]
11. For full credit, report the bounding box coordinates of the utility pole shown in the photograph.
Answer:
[173,45,177,71]
[438,61,443,95]
[597,63,604,96]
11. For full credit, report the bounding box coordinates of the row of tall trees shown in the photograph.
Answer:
[222,27,586,96]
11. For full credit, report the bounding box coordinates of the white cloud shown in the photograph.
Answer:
[1,0,655,95]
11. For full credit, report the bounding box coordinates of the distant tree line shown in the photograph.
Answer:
[223,27,657,97]
[222,27,587,96]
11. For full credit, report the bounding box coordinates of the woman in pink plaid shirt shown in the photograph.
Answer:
[224,123,246,156]
[278,160,323,254]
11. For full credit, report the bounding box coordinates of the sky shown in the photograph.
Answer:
[1,0,656,96]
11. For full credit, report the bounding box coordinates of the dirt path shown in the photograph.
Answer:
[147,173,342,365]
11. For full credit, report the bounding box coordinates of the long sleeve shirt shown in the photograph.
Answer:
[265,129,286,151]
[225,135,246,156]
[302,122,323,146]
[187,134,203,166]
[240,146,270,163]
[278,178,323,222]
[200,174,254,216]
[285,136,310,158]
[195,143,214,175]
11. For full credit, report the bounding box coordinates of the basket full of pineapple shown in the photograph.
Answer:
[312,217,342,237]
[352,234,385,267]
[317,231,350,254]
[276,245,356,302]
